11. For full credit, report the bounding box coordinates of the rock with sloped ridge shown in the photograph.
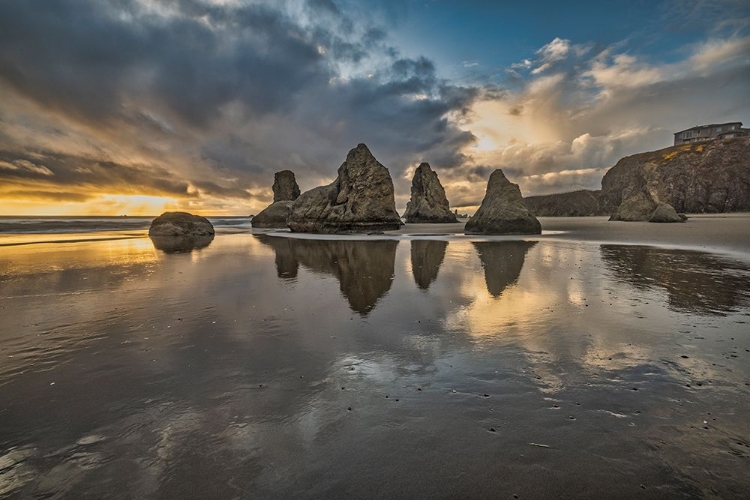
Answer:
[404,163,458,223]
[464,170,542,235]
[288,144,403,233]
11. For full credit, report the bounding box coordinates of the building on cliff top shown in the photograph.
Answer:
[674,122,749,145]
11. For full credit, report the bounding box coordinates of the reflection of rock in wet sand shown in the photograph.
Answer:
[600,245,750,315]
[253,235,299,279]
[472,241,537,297]
[150,234,214,253]
[255,236,398,315]
[410,240,447,290]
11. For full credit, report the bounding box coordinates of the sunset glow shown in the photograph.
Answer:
[0,0,747,214]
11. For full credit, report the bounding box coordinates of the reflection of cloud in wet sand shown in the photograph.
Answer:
[410,240,447,290]
[600,245,750,315]
[254,236,398,315]
[472,241,537,297]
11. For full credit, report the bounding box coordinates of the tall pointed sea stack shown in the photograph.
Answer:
[251,170,301,228]
[287,144,403,233]
[465,169,542,235]
[403,162,458,223]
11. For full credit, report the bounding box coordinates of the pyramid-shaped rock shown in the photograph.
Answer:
[464,169,542,235]
[404,163,458,223]
[288,144,403,233]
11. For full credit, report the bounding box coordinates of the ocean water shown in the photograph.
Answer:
[0,216,253,235]
[0,230,749,498]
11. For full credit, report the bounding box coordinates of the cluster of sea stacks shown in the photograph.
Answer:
[251,143,542,235]
[148,136,749,246]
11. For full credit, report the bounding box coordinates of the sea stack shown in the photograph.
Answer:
[251,170,301,228]
[403,162,458,223]
[148,212,214,237]
[464,169,542,235]
[287,143,403,233]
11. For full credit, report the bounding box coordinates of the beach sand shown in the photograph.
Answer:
[388,214,750,258]
[1,216,749,498]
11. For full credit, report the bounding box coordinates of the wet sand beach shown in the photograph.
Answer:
[1,216,749,498]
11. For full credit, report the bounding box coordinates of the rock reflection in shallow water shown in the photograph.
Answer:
[410,240,447,290]
[472,241,537,297]
[2,234,750,498]
[149,234,214,253]
[253,234,299,279]
[255,235,397,315]
[600,245,750,315]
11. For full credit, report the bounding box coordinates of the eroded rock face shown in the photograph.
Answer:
[464,170,542,235]
[273,170,301,202]
[288,144,403,233]
[148,212,214,237]
[252,171,301,228]
[601,138,750,219]
[404,163,458,223]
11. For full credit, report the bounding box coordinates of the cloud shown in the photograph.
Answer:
[0,0,748,214]
[0,0,481,214]
[453,32,750,199]
[0,149,196,198]
[537,37,571,63]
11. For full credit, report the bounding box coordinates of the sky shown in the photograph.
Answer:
[0,0,748,215]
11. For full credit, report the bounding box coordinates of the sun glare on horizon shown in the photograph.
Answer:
[0,194,182,217]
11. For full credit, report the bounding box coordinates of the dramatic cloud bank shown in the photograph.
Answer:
[0,0,748,214]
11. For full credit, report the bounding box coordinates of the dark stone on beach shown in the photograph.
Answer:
[149,211,214,237]
[404,163,458,223]
[465,170,542,235]
[649,203,683,223]
[287,144,403,233]
[252,171,301,228]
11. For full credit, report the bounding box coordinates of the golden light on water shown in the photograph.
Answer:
[1,194,182,216]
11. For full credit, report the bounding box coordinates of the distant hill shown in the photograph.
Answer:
[522,189,604,216]
[523,137,750,216]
